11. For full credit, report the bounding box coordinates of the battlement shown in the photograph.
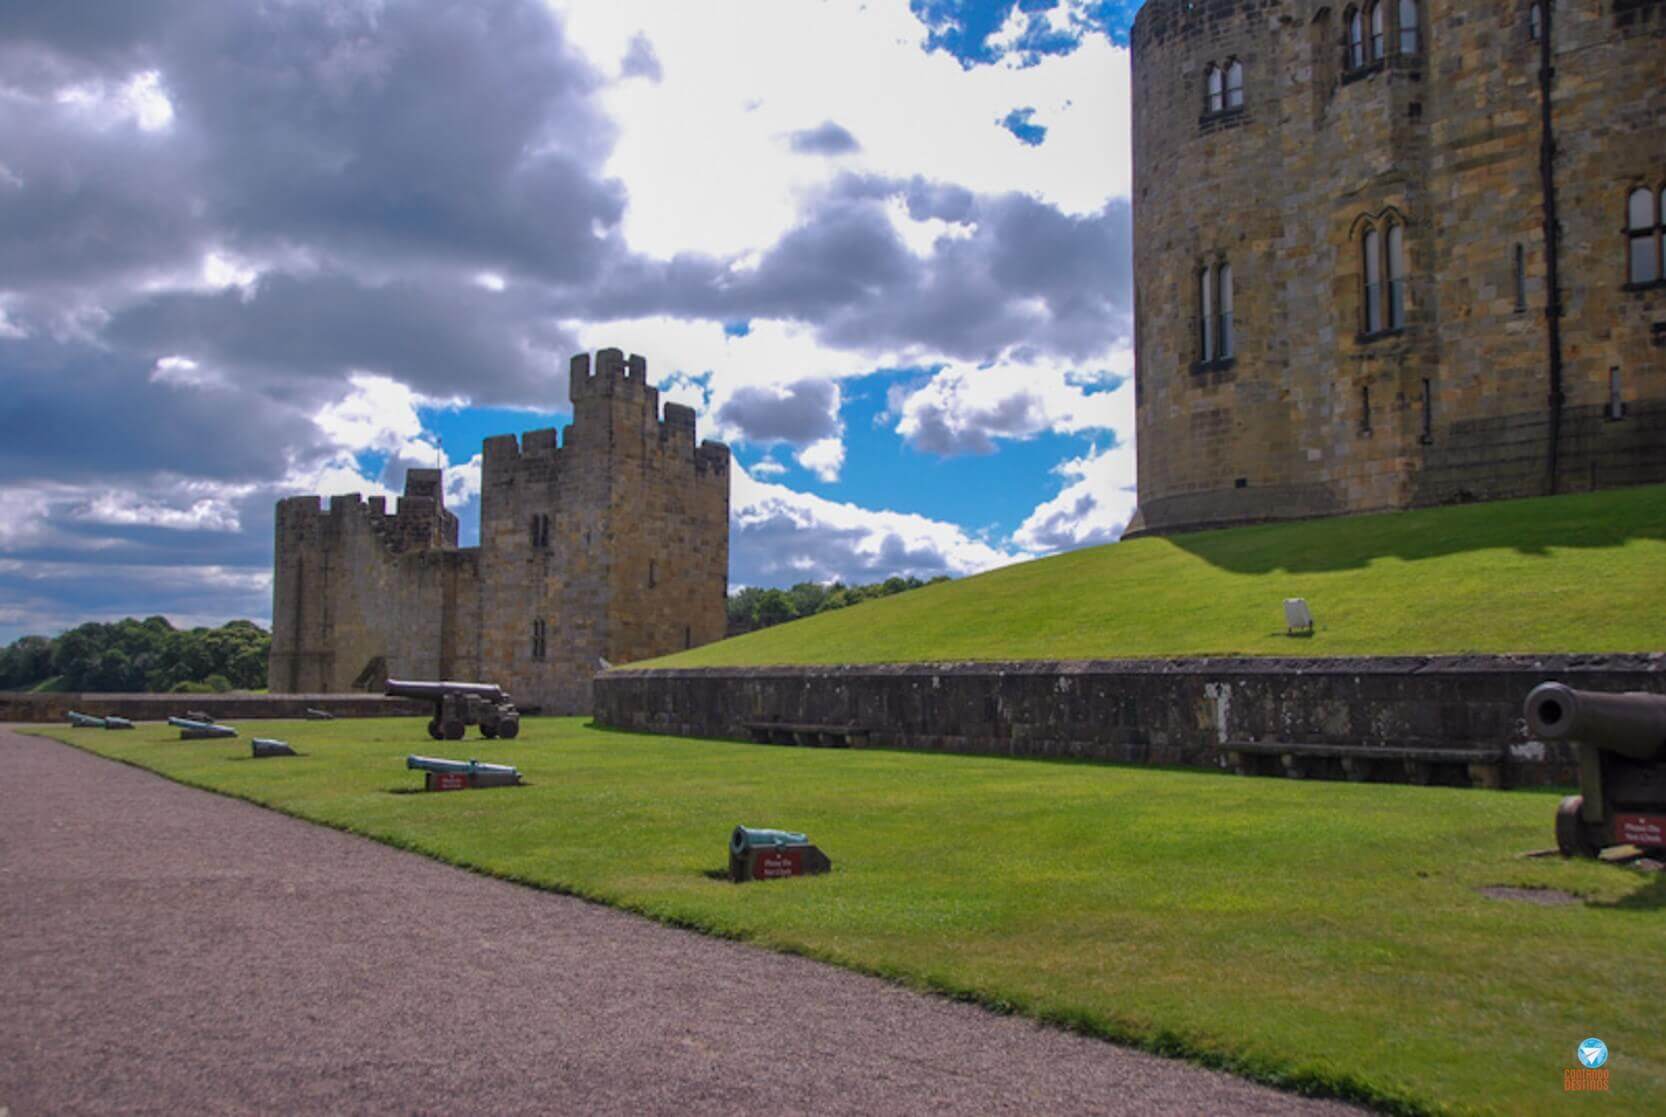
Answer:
[277,469,458,554]
[570,347,656,404]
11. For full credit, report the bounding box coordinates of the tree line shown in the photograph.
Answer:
[0,617,271,693]
[727,575,950,634]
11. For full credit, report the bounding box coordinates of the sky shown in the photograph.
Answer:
[0,0,1147,644]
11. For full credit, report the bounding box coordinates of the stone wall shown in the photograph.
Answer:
[593,654,1666,787]
[270,348,731,715]
[1130,0,1666,536]
[0,692,426,723]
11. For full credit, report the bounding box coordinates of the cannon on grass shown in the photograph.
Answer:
[67,711,106,728]
[168,716,238,740]
[728,825,832,882]
[252,738,297,758]
[103,716,135,730]
[405,754,522,791]
[1524,683,1666,858]
[385,678,520,741]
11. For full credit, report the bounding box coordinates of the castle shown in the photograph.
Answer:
[268,348,731,714]
[1128,0,1666,535]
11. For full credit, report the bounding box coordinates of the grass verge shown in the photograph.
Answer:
[639,484,1666,667]
[34,717,1666,1115]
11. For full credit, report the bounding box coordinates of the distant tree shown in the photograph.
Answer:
[726,574,953,636]
[0,618,270,693]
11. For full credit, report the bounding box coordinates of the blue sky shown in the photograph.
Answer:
[0,0,1145,641]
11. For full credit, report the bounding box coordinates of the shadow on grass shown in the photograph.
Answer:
[1586,870,1666,912]
[1166,484,1666,574]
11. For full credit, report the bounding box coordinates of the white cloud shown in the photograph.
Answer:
[149,355,225,388]
[892,350,1134,455]
[55,69,175,131]
[795,437,845,482]
[749,456,787,477]
[445,453,484,507]
[473,271,508,292]
[731,463,1029,586]
[557,0,1130,260]
[72,492,244,533]
[1012,441,1138,553]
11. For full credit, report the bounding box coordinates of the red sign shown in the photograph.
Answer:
[429,772,469,792]
[753,848,805,879]
[1616,813,1666,847]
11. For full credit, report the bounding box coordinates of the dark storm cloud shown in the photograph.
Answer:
[716,379,841,445]
[0,337,324,485]
[104,272,577,406]
[788,120,861,155]
[580,175,1131,363]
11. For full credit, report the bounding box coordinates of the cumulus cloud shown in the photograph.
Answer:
[715,378,842,445]
[1012,442,1139,553]
[788,120,861,155]
[731,465,1027,588]
[892,353,1133,456]
[620,33,663,82]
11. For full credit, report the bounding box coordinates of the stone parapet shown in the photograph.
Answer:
[594,654,1666,787]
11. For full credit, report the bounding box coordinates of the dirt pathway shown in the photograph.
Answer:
[0,729,1361,1116]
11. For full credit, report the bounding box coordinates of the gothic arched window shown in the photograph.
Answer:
[1198,266,1215,361]
[1386,223,1407,329]
[1345,7,1366,69]
[1368,2,1386,60]
[1362,227,1383,335]
[1206,64,1223,114]
[1224,60,1244,109]
[1398,0,1420,55]
[1529,2,1543,42]
[1218,262,1235,358]
[1629,186,1662,285]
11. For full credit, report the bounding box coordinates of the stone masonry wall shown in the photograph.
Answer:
[272,350,730,715]
[594,654,1666,787]
[1130,0,1666,536]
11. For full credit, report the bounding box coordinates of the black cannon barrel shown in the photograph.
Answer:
[1524,683,1666,762]
[384,678,508,703]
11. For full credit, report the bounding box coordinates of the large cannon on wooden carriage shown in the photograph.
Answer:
[1524,683,1666,858]
[385,678,521,741]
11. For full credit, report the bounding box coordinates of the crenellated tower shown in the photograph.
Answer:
[269,349,730,713]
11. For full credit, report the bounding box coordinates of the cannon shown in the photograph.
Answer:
[67,711,106,728]
[303,708,336,721]
[103,716,135,730]
[252,738,297,758]
[183,709,216,724]
[384,678,521,742]
[728,825,833,882]
[405,754,522,791]
[1524,683,1666,857]
[168,716,238,740]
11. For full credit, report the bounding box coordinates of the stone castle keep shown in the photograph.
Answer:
[268,349,731,713]
[1129,0,1666,534]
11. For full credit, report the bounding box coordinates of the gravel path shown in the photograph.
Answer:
[0,729,1362,1116]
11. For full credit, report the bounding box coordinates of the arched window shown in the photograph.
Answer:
[531,618,547,661]
[1386,224,1406,329]
[1198,266,1215,361]
[1218,263,1235,358]
[1398,0,1420,55]
[1362,227,1383,335]
[1224,60,1244,109]
[1346,8,1366,69]
[1369,2,1386,60]
[1206,64,1223,114]
[1529,2,1543,42]
[1629,187,1662,285]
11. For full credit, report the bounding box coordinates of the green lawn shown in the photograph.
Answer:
[37,717,1665,1116]
[639,484,1666,668]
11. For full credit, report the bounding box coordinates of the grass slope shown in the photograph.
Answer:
[643,485,1666,668]
[40,717,1666,1116]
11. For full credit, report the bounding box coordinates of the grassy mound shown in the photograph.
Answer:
[40,718,1666,1115]
[643,485,1666,668]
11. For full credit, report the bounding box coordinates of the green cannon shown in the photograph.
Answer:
[103,716,135,730]
[728,825,832,882]
[168,716,238,740]
[405,753,521,790]
[67,711,106,728]
[385,678,521,741]
[1524,682,1666,857]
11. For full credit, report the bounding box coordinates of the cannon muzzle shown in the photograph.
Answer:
[1524,683,1666,762]
[385,678,508,703]
[730,825,810,858]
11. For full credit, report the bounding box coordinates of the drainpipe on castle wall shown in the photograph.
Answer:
[1538,5,1566,494]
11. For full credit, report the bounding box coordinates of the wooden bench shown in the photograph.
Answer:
[1220,741,1507,789]
[743,721,870,748]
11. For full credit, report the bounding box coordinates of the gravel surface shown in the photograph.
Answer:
[0,729,1363,1116]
